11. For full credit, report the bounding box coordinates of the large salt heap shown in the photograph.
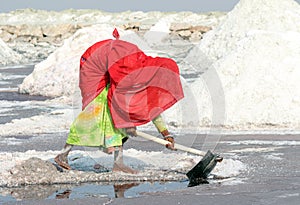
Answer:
[18,24,114,97]
[198,0,300,61]
[188,0,300,130]
[18,25,149,97]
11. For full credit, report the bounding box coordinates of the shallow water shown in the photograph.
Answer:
[0,181,189,203]
[0,65,51,124]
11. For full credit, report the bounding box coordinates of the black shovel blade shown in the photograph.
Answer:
[186,150,221,187]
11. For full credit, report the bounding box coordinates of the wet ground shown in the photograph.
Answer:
[0,65,50,125]
[0,133,299,205]
[0,65,299,204]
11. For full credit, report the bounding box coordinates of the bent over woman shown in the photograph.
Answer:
[55,29,184,173]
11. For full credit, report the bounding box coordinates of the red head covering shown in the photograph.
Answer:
[79,28,184,128]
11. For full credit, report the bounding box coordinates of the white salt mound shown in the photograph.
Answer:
[18,24,147,97]
[187,0,300,129]
[18,24,113,97]
[0,38,22,65]
[198,0,300,61]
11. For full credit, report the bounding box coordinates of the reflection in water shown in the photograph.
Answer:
[0,181,188,202]
[55,189,72,199]
[3,184,73,201]
[54,183,140,199]
[187,177,209,187]
[113,183,140,198]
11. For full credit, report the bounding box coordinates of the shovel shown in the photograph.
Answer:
[136,131,223,187]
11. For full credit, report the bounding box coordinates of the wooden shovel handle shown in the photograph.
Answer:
[136,131,206,157]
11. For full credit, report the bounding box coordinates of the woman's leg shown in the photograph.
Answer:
[112,146,138,174]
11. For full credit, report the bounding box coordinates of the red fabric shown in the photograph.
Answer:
[79,39,111,109]
[112,28,120,39]
[79,30,184,128]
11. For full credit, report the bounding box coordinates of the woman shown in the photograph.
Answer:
[55,29,184,174]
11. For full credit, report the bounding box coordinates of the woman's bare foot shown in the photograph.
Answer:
[54,154,71,170]
[112,162,138,174]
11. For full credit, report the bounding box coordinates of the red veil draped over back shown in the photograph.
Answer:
[79,29,184,128]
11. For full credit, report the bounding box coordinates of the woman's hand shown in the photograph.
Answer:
[164,136,176,150]
[125,127,137,137]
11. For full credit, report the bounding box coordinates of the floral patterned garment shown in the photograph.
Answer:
[66,86,126,153]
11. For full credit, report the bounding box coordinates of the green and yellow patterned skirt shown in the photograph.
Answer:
[66,86,126,152]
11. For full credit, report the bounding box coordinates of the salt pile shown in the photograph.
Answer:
[198,0,300,61]
[0,38,22,65]
[18,24,156,97]
[187,0,300,130]
[0,149,246,187]
[19,24,116,97]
